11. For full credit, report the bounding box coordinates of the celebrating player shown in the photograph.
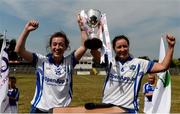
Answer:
[90,34,175,113]
[15,16,87,113]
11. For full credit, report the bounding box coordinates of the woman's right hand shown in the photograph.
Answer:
[25,20,39,32]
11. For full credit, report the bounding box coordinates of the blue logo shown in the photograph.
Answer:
[121,67,124,72]
[129,65,136,70]
[109,73,135,83]
[55,67,64,75]
[44,76,68,85]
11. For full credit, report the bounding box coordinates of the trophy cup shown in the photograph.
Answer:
[80,9,113,64]
[81,9,103,50]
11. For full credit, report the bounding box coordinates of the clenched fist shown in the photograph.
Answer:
[166,34,176,48]
[25,20,39,32]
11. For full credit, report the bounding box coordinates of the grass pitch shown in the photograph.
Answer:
[16,73,180,113]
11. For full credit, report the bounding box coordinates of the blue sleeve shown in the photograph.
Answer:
[147,61,155,73]
[71,50,78,67]
[143,83,148,94]
[32,53,38,67]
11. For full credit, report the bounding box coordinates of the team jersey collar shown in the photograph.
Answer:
[46,53,64,66]
[115,55,133,65]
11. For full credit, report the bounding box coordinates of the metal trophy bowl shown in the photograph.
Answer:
[84,9,102,50]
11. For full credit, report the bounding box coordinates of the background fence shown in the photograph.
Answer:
[9,62,180,76]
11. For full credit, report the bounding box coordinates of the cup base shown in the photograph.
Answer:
[84,38,102,50]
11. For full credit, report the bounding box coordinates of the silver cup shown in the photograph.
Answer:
[84,9,102,50]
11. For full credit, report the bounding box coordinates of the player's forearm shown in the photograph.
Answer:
[161,47,174,71]
[91,50,101,63]
[75,31,87,61]
[80,31,87,47]
[15,28,33,62]
[15,29,30,54]
[75,46,87,61]
[145,93,153,97]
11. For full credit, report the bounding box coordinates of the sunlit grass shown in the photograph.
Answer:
[16,73,180,113]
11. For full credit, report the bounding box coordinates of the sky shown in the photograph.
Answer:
[0,0,179,60]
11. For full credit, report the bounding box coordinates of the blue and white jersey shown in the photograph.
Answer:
[143,82,155,112]
[7,88,19,106]
[102,56,154,111]
[143,82,155,102]
[31,51,77,112]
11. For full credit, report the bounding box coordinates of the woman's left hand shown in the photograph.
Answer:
[166,34,176,48]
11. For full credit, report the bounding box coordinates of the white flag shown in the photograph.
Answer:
[147,37,171,113]
[0,33,9,113]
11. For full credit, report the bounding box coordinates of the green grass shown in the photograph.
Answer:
[16,73,180,113]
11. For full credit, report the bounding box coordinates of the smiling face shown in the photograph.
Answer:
[114,38,129,61]
[48,32,69,63]
[50,37,67,59]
